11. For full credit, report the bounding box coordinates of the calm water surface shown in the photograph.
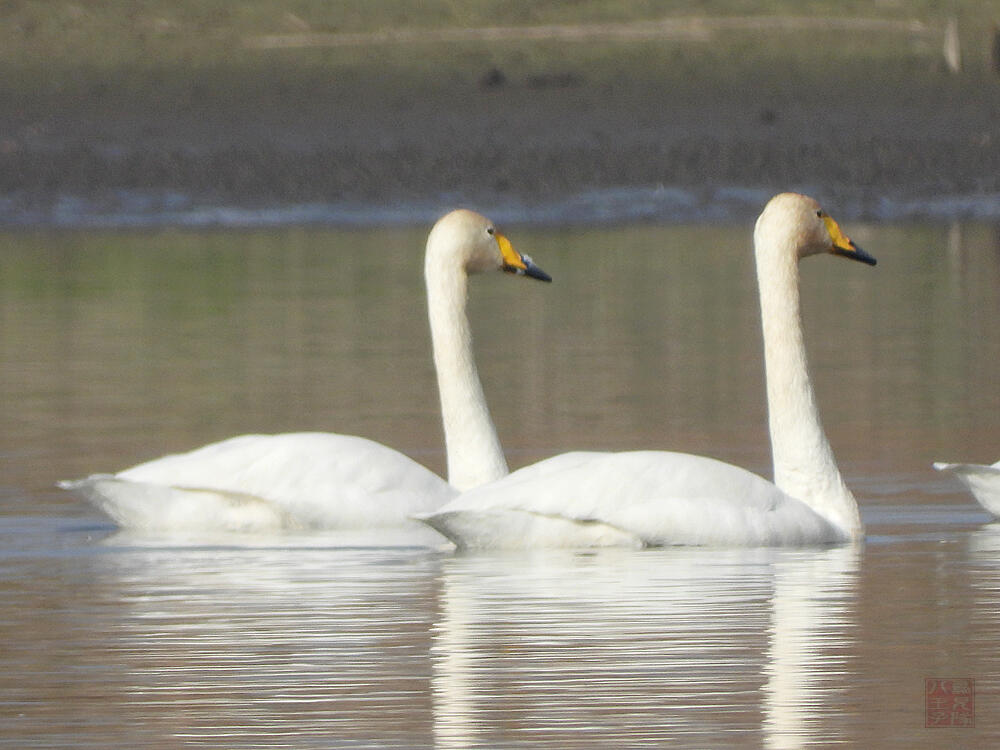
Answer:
[1,221,999,747]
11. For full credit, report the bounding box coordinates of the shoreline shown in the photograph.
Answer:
[3,15,1000,228]
[3,185,1000,229]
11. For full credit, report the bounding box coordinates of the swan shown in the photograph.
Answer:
[417,193,876,549]
[933,461,1000,518]
[59,209,551,532]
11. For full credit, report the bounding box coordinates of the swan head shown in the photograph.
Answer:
[754,193,876,266]
[426,209,551,282]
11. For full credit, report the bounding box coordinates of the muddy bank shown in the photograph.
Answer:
[2,54,1000,225]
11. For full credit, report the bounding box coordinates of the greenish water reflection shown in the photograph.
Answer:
[0,221,997,508]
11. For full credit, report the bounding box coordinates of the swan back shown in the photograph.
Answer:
[63,433,458,531]
[419,451,847,549]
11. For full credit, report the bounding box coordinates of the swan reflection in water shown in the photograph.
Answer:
[431,546,858,749]
[82,531,444,746]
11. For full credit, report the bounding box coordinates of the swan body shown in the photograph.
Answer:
[61,433,455,532]
[419,193,876,549]
[934,461,1000,518]
[422,451,846,549]
[61,210,551,532]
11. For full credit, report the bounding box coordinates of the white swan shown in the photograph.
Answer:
[60,209,551,532]
[418,193,876,548]
[933,461,1000,518]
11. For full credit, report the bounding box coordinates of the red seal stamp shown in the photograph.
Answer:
[925,678,975,728]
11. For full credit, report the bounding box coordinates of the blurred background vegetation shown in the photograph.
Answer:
[4,1,1000,108]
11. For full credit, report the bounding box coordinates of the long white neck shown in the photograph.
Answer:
[426,258,508,492]
[756,234,862,539]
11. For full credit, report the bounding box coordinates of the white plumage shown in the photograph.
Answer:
[60,210,551,532]
[418,193,876,549]
[934,461,1000,518]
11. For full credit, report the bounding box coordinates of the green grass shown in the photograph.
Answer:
[3,1,999,70]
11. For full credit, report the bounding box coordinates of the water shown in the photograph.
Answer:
[6,186,1000,228]
[1,220,999,747]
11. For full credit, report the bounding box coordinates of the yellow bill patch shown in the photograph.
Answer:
[822,214,855,253]
[823,213,877,265]
[497,233,527,272]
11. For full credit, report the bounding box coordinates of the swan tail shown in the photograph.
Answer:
[59,475,299,532]
[933,461,1000,475]
[932,461,1000,518]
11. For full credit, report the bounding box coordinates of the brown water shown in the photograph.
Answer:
[1,220,998,747]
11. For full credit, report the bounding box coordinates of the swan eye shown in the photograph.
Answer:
[486,226,495,236]
[816,210,824,218]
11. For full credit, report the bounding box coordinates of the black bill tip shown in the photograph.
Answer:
[835,243,877,266]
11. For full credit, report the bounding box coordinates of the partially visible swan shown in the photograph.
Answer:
[933,460,1000,518]
[60,209,551,532]
[418,193,876,549]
